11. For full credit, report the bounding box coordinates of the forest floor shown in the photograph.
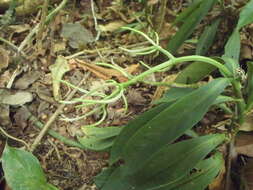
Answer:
[0,0,253,190]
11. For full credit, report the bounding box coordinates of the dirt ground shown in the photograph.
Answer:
[1,0,253,190]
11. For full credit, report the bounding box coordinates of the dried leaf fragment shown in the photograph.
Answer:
[49,56,70,101]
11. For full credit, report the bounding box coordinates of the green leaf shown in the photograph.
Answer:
[2,144,58,190]
[175,62,217,84]
[109,102,172,164]
[101,135,225,190]
[94,166,117,189]
[128,134,226,190]
[78,125,123,151]
[78,136,116,151]
[196,18,221,55]
[120,78,229,176]
[237,0,253,29]
[154,87,195,104]
[222,56,240,77]
[167,0,218,54]
[224,30,241,61]
[173,0,203,25]
[213,95,239,105]
[156,153,224,190]
[81,126,123,140]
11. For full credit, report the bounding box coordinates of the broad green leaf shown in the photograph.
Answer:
[173,0,203,25]
[196,18,221,55]
[246,61,253,110]
[155,153,224,190]
[109,102,172,164]
[124,134,226,189]
[154,87,195,104]
[167,0,218,54]
[94,166,117,189]
[237,0,253,29]
[81,126,123,140]
[222,56,240,77]
[120,78,229,175]
[224,30,241,61]
[175,62,216,84]
[2,144,58,190]
[78,126,123,150]
[101,135,225,190]
[49,56,70,101]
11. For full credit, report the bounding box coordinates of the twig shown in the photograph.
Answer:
[90,0,100,41]
[18,0,68,52]
[0,126,29,148]
[30,77,86,151]
[27,112,85,149]
[36,0,49,51]
[0,37,27,57]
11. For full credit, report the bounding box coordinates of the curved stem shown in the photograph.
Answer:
[121,55,232,88]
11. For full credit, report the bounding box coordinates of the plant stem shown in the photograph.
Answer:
[121,55,232,88]
[27,114,85,149]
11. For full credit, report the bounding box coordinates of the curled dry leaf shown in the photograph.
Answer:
[99,20,126,32]
[71,59,139,82]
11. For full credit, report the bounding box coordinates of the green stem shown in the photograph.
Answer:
[232,80,245,125]
[28,114,85,149]
[121,55,232,88]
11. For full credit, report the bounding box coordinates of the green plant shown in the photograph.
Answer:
[90,1,253,189]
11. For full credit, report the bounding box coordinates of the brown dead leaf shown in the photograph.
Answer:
[0,47,9,72]
[8,24,30,33]
[72,59,139,82]
[14,71,41,89]
[99,20,126,32]
[235,132,253,157]
[240,112,253,131]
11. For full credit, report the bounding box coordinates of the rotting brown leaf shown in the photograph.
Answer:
[99,20,126,32]
[71,59,139,82]
[14,71,41,90]
[235,132,253,157]
[240,112,253,131]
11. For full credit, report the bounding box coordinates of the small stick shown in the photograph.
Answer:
[30,77,86,151]
[18,0,68,52]
[0,126,29,148]
[27,112,85,149]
